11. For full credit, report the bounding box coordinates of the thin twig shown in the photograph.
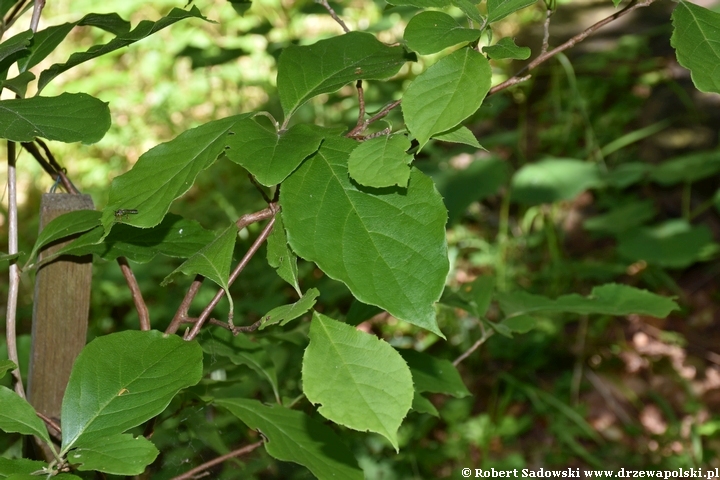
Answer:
[35,411,62,440]
[541,8,552,54]
[29,0,45,32]
[453,322,494,367]
[166,276,204,334]
[347,99,401,138]
[1,0,32,36]
[6,142,26,398]
[354,80,365,131]
[184,217,277,341]
[117,257,151,331]
[248,174,272,204]
[170,441,264,480]
[315,0,349,33]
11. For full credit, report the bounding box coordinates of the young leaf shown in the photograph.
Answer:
[482,37,531,60]
[225,120,324,186]
[432,125,481,148]
[281,137,449,336]
[302,312,414,451]
[671,0,720,94]
[404,11,481,55]
[347,134,413,188]
[0,359,17,379]
[102,114,251,233]
[28,210,101,262]
[69,434,159,475]
[0,386,52,445]
[403,47,491,149]
[266,214,301,294]
[0,93,110,143]
[259,288,320,329]
[37,6,207,92]
[500,314,537,334]
[277,31,411,118]
[61,330,203,452]
[487,0,537,23]
[497,283,679,318]
[398,349,470,398]
[511,158,602,205]
[216,398,364,480]
[412,392,439,417]
[1,71,35,97]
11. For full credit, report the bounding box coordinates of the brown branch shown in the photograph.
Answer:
[453,322,493,367]
[1,0,32,35]
[541,8,552,54]
[170,441,264,480]
[29,0,44,32]
[184,216,277,341]
[35,411,61,440]
[354,80,366,131]
[347,99,401,138]
[315,0,349,33]
[117,257,151,331]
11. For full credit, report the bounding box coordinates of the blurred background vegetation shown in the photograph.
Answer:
[2,0,720,477]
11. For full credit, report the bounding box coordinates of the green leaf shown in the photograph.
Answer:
[302,312,414,450]
[457,275,495,318]
[225,120,325,186]
[347,134,413,188]
[61,330,203,452]
[411,392,439,416]
[0,71,35,98]
[277,31,411,118]
[0,386,51,444]
[0,458,47,477]
[511,158,602,205]
[346,300,383,326]
[583,200,656,235]
[497,283,679,318]
[649,150,720,185]
[216,398,364,480]
[671,0,720,94]
[102,114,251,233]
[398,349,470,397]
[388,0,452,7]
[38,6,207,92]
[0,360,17,379]
[487,0,537,23]
[403,47,491,149]
[404,11,481,55]
[228,0,253,15]
[482,37,531,60]
[0,93,110,143]
[617,220,716,269]
[500,314,537,334]
[266,214,301,294]
[69,434,158,475]
[432,125,481,148]
[604,162,650,189]
[58,214,215,263]
[0,30,32,65]
[452,0,484,24]
[28,210,101,262]
[281,137,449,336]
[259,288,320,330]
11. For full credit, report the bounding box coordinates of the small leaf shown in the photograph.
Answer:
[671,0,720,94]
[225,120,325,186]
[398,349,470,397]
[412,392,439,416]
[487,0,537,23]
[0,30,32,65]
[0,457,48,477]
[649,150,720,185]
[482,37,531,60]
[511,158,602,205]
[0,359,18,379]
[404,11,481,55]
[1,71,35,97]
[497,283,679,318]
[0,386,51,444]
[70,434,158,475]
[457,275,495,318]
[216,398,364,480]
[28,210,101,262]
[0,93,110,143]
[259,288,320,330]
[452,0,484,24]
[278,31,411,118]
[347,134,413,188]
[38,7,207,92]
[281,137,449,336]
[302,312,414,451]
[500,314,537,333]
[61,330,203,451]
[266,214,301,294]
[102,114,251,233]
[432,125,481,148]
[403,47,491,149]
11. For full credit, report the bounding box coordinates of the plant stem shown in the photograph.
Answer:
[117,257,150,331]
[170,441,264,480]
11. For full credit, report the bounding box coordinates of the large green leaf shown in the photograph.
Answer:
[102,114,251,233]
[266,214,301,294]
[347,134,413,188]
[281,137,449,336]
[0,93,110,143]
[61,330,203,452]
[404,11,481,55]
[70,434,158,475]
[216,398,363,480]
[0,458,48,478]
[397,349,470,397]
[277,31,411,118]
[511,158,602,205]
[224,120,325,186]
[259,288,320,330]
[497,283,678,318]
[0,386,51,445]
[402,47,491,149]
[671,0,720,94]
[487,0,537,23]
[37,6,207,92]
[302,313,414,451]
[28,210,101,262]
[482,37,531,60]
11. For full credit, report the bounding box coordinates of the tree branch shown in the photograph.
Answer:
[170,441,264,480]
[315,0,349,33]
[453,322,493,367]
[117,257,151,331]
[29,0,45,32]
[347,99,401,139]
